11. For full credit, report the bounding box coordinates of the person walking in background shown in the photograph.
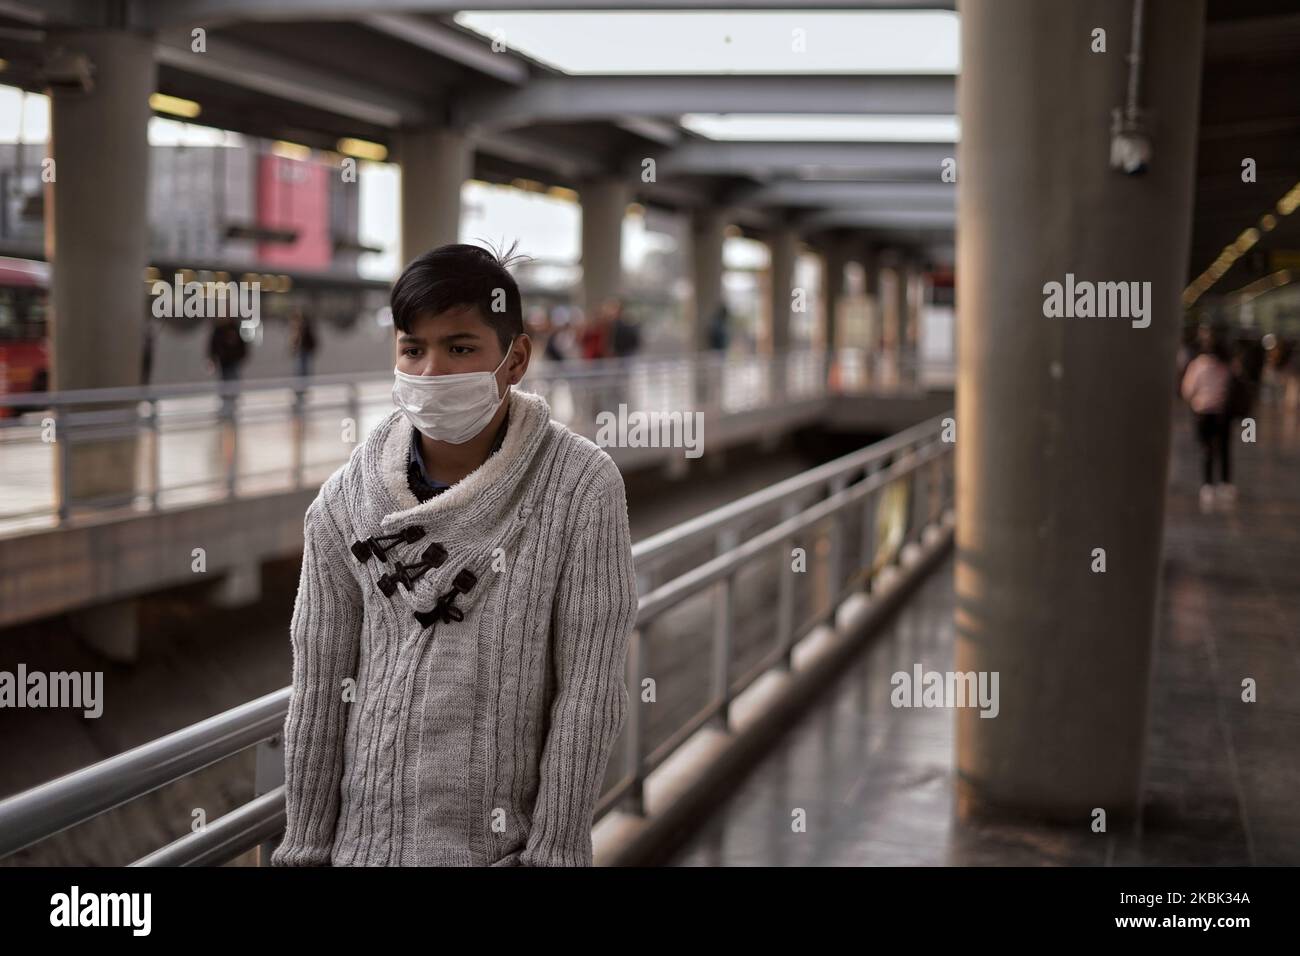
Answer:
[208,316,248,421]
[141,315,158,386]
[707,302,730,352]
[289,308,318,379]
[208,315,248,381]
[578,306,610,362]
[1180,323,1235,513]
[537,305,572,363]
[608,299,640,359]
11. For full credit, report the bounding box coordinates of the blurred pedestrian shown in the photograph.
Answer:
[289,307,317,379]
[208,316,248,420]
[209,315,248,381]
[707,303,730,352]
[541,305,572,363]
[1180,323,1234,512]
[608,300,640,359]
[578,307,610,361]
[141,315,158,386]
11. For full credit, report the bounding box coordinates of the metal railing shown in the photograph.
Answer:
[0,347,937,533]
[0,410,954,866]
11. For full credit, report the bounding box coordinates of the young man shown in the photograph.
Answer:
[271,243,638,867]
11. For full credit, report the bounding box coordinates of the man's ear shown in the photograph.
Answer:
[508,334,532,384]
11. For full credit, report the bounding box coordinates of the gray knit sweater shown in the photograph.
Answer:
[270,387,637,866]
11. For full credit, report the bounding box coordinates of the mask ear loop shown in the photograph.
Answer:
[494,336,517,397]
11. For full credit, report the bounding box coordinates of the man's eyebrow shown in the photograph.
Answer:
[397,333,425,345]
[436,331,483,344]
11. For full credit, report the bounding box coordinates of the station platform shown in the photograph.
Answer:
[666,404,1300,865]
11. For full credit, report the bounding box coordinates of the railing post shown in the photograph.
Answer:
[148,398,161,512]
[825,475,847,625]
[711,527,738,731]
[929,454,942,528]
[623,626,646,816]
[56,406,71,526]
[293,384,306,490]
[254,734,284,866]
[347,381,360,439]
[223,380,239,500]
[776,498,800,669]
[861,472,880,593]
[945,446,955,515]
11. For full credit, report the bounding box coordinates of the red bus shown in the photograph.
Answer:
[0,255,50,416]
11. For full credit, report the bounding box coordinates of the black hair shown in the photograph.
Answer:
[391,240,529,354]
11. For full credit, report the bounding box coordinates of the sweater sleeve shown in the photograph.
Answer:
[271,498,364,866]
[518,462,638,866]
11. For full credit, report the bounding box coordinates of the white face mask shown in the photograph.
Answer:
[392,340,513,445]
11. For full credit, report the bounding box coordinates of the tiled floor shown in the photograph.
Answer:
[668,403,1300,866]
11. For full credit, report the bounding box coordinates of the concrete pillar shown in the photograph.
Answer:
[767,228,797,399]
[767,228,798,355]
[858,244,880,354]
[211,560,263,608]
[71,600,140,664]
[954,0,1205,824]
[901,259,923,380]
[45,31,155,507]
[398,127,470,263]
[691,207,727,351]
[822,235,851,354]
[580,178,629,312]
[877,253,903,354]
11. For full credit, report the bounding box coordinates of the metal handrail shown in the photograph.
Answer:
[631,412,948,571]
[0,347,941,531]
[0,688,289,861]
[0,348,843,410]
[0,410,952,866]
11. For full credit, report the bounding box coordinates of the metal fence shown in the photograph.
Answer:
[0,347,936,533]
[0,410,954,866]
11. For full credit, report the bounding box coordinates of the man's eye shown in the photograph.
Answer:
[450,345,473,355]
[403,348,421,357]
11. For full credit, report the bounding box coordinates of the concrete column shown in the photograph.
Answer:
[71,600,139,664]
[874,254,896,353]
[767,228,798,355]
[398,127,470,263]
[895,258,909,349]
[45,31,155,507]
[211,560,263,608]
[580,178,629,312]
[955,0,1205,824]
[691,207,727,351]
[767,228,797,399]
[901,259,923,379]
[858,244,880,354]
[822,235,851,354]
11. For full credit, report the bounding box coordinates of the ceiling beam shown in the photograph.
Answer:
[655,140,953,178]
[741,179,954,206]
[362,14,530,84]
[796,207,955,230]
[155,30,429,128]
[455,74,954,132]
[134,0,955,30]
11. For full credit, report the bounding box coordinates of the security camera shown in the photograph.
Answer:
[44,49,95,94]
[1109,107,1150,176]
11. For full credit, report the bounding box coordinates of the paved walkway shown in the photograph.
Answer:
[668,403,1300,865]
